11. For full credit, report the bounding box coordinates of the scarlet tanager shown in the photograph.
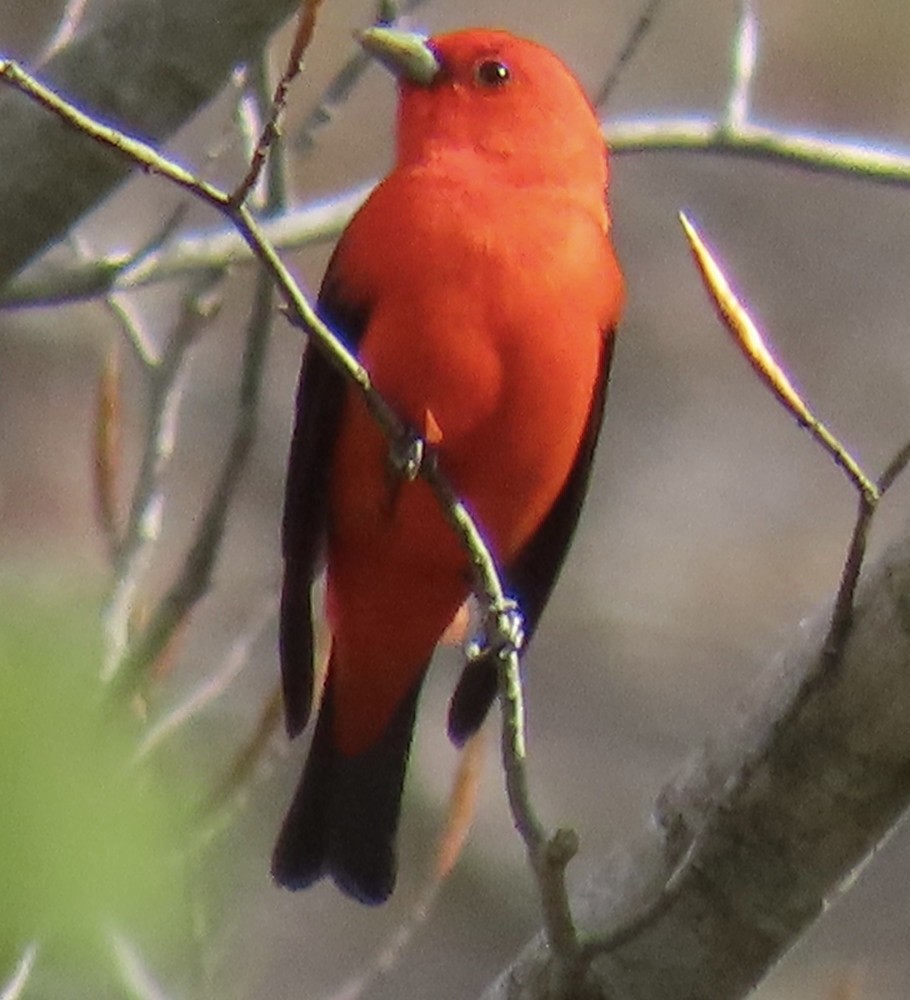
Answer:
[272,26,625,904]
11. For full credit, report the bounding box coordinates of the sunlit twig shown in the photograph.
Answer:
[36,0,88,63]
[727,0,757,129]
[231,0,325,205]
[0,944,39,1000]
[679,211,879,504]
[109,931,177,1000]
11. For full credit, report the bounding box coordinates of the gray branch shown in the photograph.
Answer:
[0,0,299,285]
[481,527,910,999]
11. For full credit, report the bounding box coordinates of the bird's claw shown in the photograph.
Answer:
[467,598,525,663]
[388,430,426,482]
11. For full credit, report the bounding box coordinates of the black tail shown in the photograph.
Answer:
[271,671,423,905]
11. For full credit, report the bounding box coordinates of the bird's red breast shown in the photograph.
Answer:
[323,30,623,755]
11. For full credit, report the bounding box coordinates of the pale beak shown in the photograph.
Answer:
[357,27,440,86]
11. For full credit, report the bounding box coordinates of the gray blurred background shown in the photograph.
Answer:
[2,1,910,997]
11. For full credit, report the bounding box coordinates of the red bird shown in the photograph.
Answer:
[272,26,625,903]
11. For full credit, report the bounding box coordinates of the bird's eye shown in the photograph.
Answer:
[474,60,511,87]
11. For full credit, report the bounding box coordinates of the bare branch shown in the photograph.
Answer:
[109,931,179,1000]
[679,212,879,503]
[110,267,272,694]
[103,293,159,372]
[8,107,910,312]
[93,341,124,559]
[293,0,434,153]
[0,187,367,310]
[201,685,285,828]
[327,881,442,1000]
[136,596,277,760]
[608,115,910,186]
[727,0,758,129]
[231,0,326,205]
[0,944,39,1000]
[102,277,223,682]
[593,0,669,108]
[878,436,910,495]
[481,528,910,999]
[0,0,303,285]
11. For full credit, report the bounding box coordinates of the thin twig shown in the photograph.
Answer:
[197,684,285,836]
[109,931,177,1000]
[878,436,910,495]
[608,115,910,186]
[8,112,910,312]
[0,186,367,310]
[93,340,124,559]
[36,0,88,64]
[136,596,277,760]
[435,728,486,881]
[254,56,290,215]
[823,436,910,666]
[822,494,875,666]
[327,881,442,1000]
[726,0,757,130]
[0,944,39,1000]
[672,11,909,709]
[676,207,910,781]
[104,291,159,370]
[679,212,879,503]
[231,0,325,205]
[111,265,272,695]
[294,0,433,153]
[593,0,669,108]
[102,276,223,682]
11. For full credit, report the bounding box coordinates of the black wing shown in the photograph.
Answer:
[279,267,370,738]
[275,260,425,903]
[447,332,615,745]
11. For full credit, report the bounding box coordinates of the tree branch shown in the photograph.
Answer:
[8,109,910,311]
[607,116,910,186]
[480,525,910,999]
[0,944,38,1000]
[0,0,300,285]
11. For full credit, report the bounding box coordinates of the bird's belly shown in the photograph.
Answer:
[330,301,602,570]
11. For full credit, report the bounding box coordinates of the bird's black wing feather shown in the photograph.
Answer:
[447,333,615,745]
[279,265,370,738]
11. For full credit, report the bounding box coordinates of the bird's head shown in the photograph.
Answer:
[358,27,608,192]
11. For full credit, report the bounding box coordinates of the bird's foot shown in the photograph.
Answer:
[467,598,525,663]
[388,428,433,482]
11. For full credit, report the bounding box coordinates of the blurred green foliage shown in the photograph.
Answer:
[0,583,193,993]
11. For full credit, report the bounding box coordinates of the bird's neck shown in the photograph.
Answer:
[393,143,609,231]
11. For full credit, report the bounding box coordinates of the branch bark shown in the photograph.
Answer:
[481,526,910,999]
[0,0,299,284]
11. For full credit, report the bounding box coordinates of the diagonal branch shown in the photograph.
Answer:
[8,109,910,312]
[0,944,39,1000]
[607,116,910,186]
[481,524,910,999]
[0,0,302,285]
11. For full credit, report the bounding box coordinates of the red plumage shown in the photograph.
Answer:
[273,27,624,903]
